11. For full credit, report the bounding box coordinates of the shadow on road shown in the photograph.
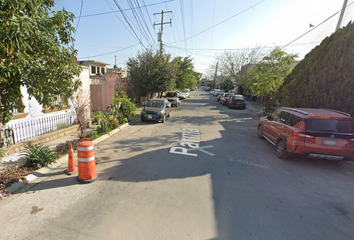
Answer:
[13,90,354,240]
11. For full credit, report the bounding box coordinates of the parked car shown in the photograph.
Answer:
[217,92,225,102]
[141,99,171,123]
[210,89,215,95]
[182,89,190,97]
[174,90,187,100]
[220,93,233,105]
[228,95,246,109]
[257,107,354,161]
[165,91,180,107]
[213,90,223,97]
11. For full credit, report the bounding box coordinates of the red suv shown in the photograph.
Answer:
[228,95,246,109]
[257,107,354,161]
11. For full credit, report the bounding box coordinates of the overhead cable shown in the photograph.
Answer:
[80,43,140,58]
[168,0,265,44]
[282,0,354,49]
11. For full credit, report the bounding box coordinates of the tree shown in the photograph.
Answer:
[216,46,264,77]
[0,0,82,143]
[173,56,201,90]
[221,78,234,92]
[127,49,177,99]
[249,47,298,112]
[70,87,91,138]
[278,21,354,116]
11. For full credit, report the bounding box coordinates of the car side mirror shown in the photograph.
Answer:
[267,115,273,121]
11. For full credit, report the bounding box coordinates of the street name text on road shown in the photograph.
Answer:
[170,128,214,157]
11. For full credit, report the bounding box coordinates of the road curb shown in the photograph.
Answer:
[5,123,130,194]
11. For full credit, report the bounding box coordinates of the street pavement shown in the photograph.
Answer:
[0,89,354,240]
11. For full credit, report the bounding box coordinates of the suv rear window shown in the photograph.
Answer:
[288,115,302,127]
[233,96,244,100]
[166,92,177,97]
[278,111,291,124]
[305,119,354,133]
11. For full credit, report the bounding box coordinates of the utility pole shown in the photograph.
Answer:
[153,10,172,52]
[336,0,348,31]
[213,62,218,90]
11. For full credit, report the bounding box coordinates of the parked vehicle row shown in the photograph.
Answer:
[141,89,191,123]
[257,107,354,163]
[212,91,247,110]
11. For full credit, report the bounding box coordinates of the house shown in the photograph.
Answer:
[4,66,91,146]
[200,78,210,87]
[106,66,130,78]
[78,60,109,76]
[83,61,134,111]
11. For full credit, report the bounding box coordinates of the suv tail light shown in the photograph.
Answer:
[345,139,354,147]
[292,130,315,139]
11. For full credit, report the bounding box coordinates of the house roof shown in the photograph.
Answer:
[78,60,110,66]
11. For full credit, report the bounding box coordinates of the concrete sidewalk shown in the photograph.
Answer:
[1,107,143,195]
[246,100,264,117]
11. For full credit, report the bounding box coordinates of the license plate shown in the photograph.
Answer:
[323,139,336,146]
[147,115,153,119]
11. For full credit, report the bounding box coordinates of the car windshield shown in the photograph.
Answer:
[166,92,177,97]
[145,101,164,108]
[305,119,354,133]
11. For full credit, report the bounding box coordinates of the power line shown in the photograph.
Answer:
[282,0,354,49]
[80,43,140,59]
[165,42,321,52]
[179,0,187,54]
[73,0,84,46]
[76,0,175,18]
[105,0,143,46]
[169,0,265,44]
[112,0,147,49]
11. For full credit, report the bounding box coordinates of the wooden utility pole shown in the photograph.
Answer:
[336,0,348,31]
[213,62,218,89]
[153,10,172,52]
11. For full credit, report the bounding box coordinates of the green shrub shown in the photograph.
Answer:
[90,130,99,140]
[108,118,119,129]
[112,89,137,124]
[93,111,106,123]
[57,122,71,130]
[22,145,56,168]
[96,119,109,133]
[55,139,80,157]
[0,148,6,157]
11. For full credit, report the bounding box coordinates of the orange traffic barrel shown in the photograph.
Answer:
[77,138,97,183]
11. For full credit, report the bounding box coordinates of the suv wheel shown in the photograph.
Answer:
[257,125,264,139]
[276,140,288,159]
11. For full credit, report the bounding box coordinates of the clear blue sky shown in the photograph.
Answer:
[53,0,354,77]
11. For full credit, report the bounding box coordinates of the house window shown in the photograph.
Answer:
[91,66,96,74]
[97,67,100,74]
[101,68,105,74]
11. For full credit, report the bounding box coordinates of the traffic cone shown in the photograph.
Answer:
[64,143,77,175]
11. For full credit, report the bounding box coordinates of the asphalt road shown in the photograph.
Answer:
[1,90,354,240]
